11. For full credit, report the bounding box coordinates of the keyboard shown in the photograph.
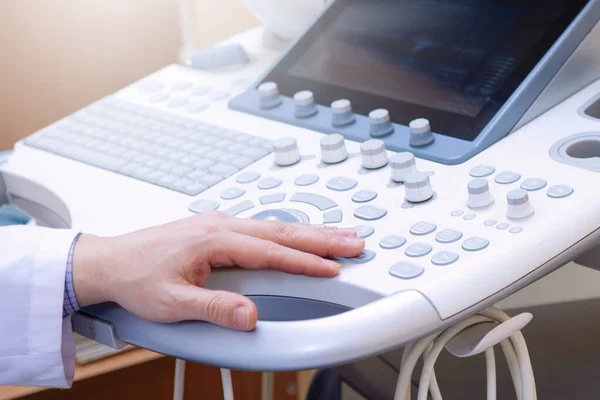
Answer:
[24,98,273,196]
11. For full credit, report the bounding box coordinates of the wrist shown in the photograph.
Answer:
[72,234,112,307]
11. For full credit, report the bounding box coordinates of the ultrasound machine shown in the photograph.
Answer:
[3,0,600,399]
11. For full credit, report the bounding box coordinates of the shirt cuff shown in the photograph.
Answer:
[63,233,83,318]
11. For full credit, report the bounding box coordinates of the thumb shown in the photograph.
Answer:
[174,285,258,331]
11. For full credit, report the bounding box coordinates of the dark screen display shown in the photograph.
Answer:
[263,0,588,141]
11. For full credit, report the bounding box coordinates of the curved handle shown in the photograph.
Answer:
[79,290,441,371]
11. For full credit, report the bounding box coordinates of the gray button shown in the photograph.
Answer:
[484,219,497,227]
[497,223,510,230]
[435,229,463,244]
[290,193,337,211]
[355,225,375,239]
[470,165,495,178]
[295,174,320,186]
[338,249,376,264]
[495,171,521,184]
[224,200,255,216]
[507,189,529,205]
[405,243,433,258]
[451,210,464,217]
[547,185,574,199]
[380,235,407,250]
[354,205,387,221]
[188,199,220,214]
[258,177,283,190]
[260,193,286,205]
[221,187,245,200]
[510,227,523,234]
[389,262,425,280]
[468,179,490,195]
[463,213,476,220]
[352,190,378,203]
[236,171,260,184]
[521,178,547,191]
[410,221,437,236]
[327,176,358,191]
[432,251,459,266]
[323,209,343,224]
[462,237,490,252]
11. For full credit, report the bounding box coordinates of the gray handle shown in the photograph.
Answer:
[79,290,441,371]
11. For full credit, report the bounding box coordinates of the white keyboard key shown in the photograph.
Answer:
[157,162,179,172]
[229,143,246,154]
[241,147,268,160]
[180,154,200,165]
[133,154,153,164]
[168,138,186,148]
[145,157,163,168]
[154,148,175,158]
[193,159,215,170]
[208,163,238,177]
[218,153,238,165]
[192,146,211,157]
[186,170,205,180]
[171,178,193,190]
[119,162,143,175]
[183,182,208,196]
[143,170,167,183]
[130,166,154,180]
[197,174,223,187]
[171,165,194,176]
[213,140,235,150]
[167,151,189,162]
[229,156,254,169]
[158,174,179,186]
[108,147,127,156]
[204,150,226,161]
[121,150,141,160]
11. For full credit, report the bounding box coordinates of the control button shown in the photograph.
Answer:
[435,229,463,244]
[390,152,417,183]
[331,99,355,127]
[354,205,387,221]
[251,209,299,223]
[295,174,319,186]
[258,177,283,190]
[462,237,490,252]
[258,81,282,109]
[369,109,394,137]
[186,102,209,114]
[547,185,574,199]
[410,221,437,236]
[320,133,348,164]
[338,250,376,264]
[260,193,286,205]
[236,171,260,184]
[431,251,459,266]
[352,190,377,203]
[294,90,317,118]
[149,92,170,103]
[360,139,388,169]
[467,178,494,209]
[380,235,407,250]
[521,178,547,192]
[409,118,434,147]
[510,227,523,234]
[470,165,495,178]
[451,210,464,217]
[188,199,219,214]
[283,208,310,224]
[463,213,476,221]
[507,188,534,220]
[484,219,497,227]
[497,223,510,230]
[405,243,433,258]
[273,137,301,166]
[323,209,343,224]
[139,80,164,92]
[495,171,521,184]
[404,172,433,203]
[207,90,231,101]
[220,187,245,200]
[224,200,255,216]
[172,80,193,91]
[167,96,190,108]
[327,176,358,191]
[389,262,424,280]
[190,86,211,96]
[290,192,337,211]
[355,225,375,239]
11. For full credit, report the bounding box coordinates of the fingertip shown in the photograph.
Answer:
[233,299,258,331]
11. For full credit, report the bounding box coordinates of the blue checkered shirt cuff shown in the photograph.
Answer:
[63,232,83,318]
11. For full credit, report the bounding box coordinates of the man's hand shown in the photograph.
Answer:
[72,211,364,331]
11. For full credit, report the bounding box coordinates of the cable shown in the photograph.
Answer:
[261,372,274,400]
[500,339,522,400]
[173,359,186,400]
[221,368,234,400]
[485,348,496,400]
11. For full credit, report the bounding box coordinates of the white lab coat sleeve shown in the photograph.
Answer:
[0,226,80,388]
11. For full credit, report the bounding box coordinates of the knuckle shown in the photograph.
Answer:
[273,221,297,242]
[263,240,282,260]
[204,291,230,323]
[202,210,230,222]
[202,222,223,235]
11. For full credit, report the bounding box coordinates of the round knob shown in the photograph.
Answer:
[369,109,394,137]
[360,139,388,169]
[467,179,494,209]
[409,118,434,147]
[404,171,434,203]
[273,137,301,166]
[294,90,317,118]
[320,133,348,164]
[506,189,534,220]
[331,99,355,127]
[258,82,282,109]
[390,152,417,183]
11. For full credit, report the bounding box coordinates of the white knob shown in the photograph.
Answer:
[258,81,282,109]
[467,179,494,209]
[404,171,433,203]
[360,139,388,169]
[320,134,348,164]
[273,137,301,166]
[507,189,534,220]
[390,152,417,183]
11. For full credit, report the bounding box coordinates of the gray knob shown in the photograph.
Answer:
[258,82,282,109]
[294,90,318,118]
[390,152,417,183]
[273,137,301,166]
[369,109,394,137]
[467,179,494,209]
[320,133,348,164]
[404,171,434,203]
[361,139,388,169]
[507,189,534,220]
[331,99,355,127]
[409,118,435,147]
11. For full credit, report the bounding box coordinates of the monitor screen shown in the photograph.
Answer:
[262,0,588,141]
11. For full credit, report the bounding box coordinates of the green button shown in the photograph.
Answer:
[462,237,489,252]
